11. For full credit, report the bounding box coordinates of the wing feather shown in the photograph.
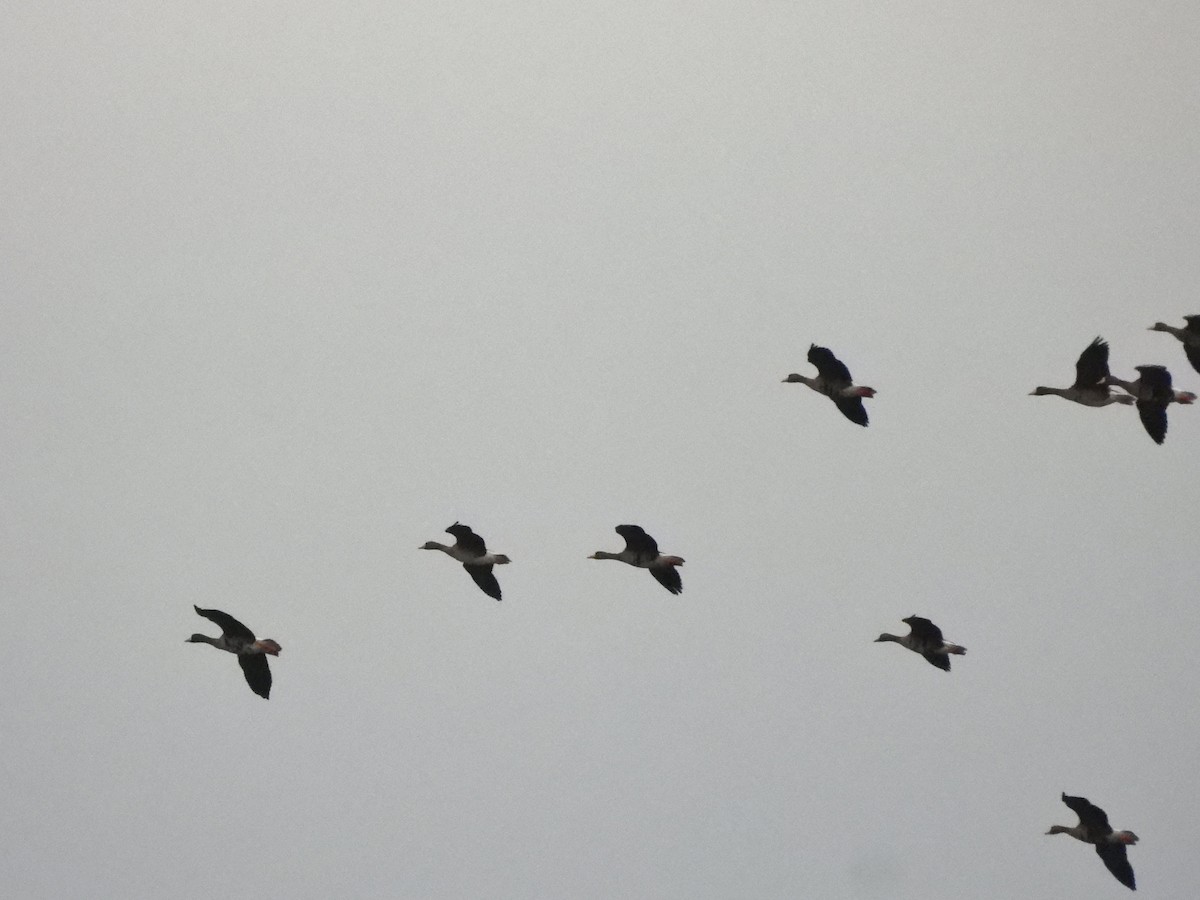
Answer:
[807,344,853,383]
[465,563,502,601]
[194,606,255,641]
[1095,843,1136,890]
[650,566,683,595]
[1074,337,1110,388]
[615,524,659,558]
[238,653,272,699]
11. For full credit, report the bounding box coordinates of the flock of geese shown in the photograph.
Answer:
[183,315,1200,892]
[1029,317,1200,444]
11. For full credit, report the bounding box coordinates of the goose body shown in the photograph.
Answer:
[1029,337,1135,407]
[1106,365,1176,444]
[589,524,684,594]
[783,344,876,426]
[1149,316,1200,375]
[874,615,966,671]
[186,606,281,699]
[1047,792,1138,890]
[420,522,510,600]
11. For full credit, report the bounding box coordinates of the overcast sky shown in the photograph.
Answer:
[4,3,1199,898]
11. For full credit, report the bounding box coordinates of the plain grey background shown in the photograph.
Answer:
[4,3,1198,898]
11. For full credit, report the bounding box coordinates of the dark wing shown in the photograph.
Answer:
[1136,400,1168,444]
[446,522,487,557]
[921,651,952,672]
[1095,843,1136,890]
[807,344,853,383]
[238,653,272,699]
[615,524,659,557]
[650,566,683,595]
[1061,793,1113,838]
[1136,364,1172,393]
[1183,315,1200,334]
[833,395,869,427]
[1184,342,1200,375]
[1074,337,1111,388]
[194,605,255,641]
[902,616,945,651]
[465,563,502,601]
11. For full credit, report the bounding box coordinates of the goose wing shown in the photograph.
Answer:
[238,653,272,699]
[465,563,502,601]
[615,524,660,558]
[921,651,952,671]
[1137,399,1168,444]
[446,522,487,558]
[194,605,255,641]
[1095,843,1135,890]
[1136,364,1173,397]
[833,395,869,427]
[807,344,853,384]
[650,565,683,595]
[1061,793,1113,838]
[902,616,944,651]
[1073,337,1111,388]
[1184,342,1200,375]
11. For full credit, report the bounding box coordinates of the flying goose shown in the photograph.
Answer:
[1047,792,1138,890]
[1029,337,1135,407]
[1106,365,1176,444]
[420,522,510,601]
[783,344,876,426]
[1149,316,1200,375]
[874,616,966,671]
[589,524,684,594]
[186,606,281,699]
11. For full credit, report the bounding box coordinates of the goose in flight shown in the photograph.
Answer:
[420,522,510,600]
[1149,316,1200,375]
[783,344,876,426]
[589,524,684,594]
[874,616,966,671]
[1106,365,1177,444]
[1046,792,1138,890]
[1029,337,1135,407]
[186,606,281,699]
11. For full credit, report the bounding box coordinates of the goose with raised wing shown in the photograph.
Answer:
[1029,337,1135,407]
[874,616,966,671]
[186,606,281,699]
[1047,792,1138,890]
[783,344,876,426]
[1150,315,1200,375]
[420,522,510,601]
[589,524,684,594]
[1106,365,1177,444]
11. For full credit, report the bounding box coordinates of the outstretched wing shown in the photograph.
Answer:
[1135,365,1173,398]
[616,524,659,558]
[833,396,869,427]
[465,563,502,601]
[650,566,683,595]
[1136,400,1168,444]
[902,616,945,651]
[446,522,487,558]
[194,605,255,641]
[1184,342,1200,376]
[238,653,272,699]
[1095,843,1135,890]
[1061,793,1113,837]
[921,651,952,672]
[1074,337,1111,388]
[807,344,853,383]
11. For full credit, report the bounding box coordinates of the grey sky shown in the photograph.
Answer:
[4,3,1199,897]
